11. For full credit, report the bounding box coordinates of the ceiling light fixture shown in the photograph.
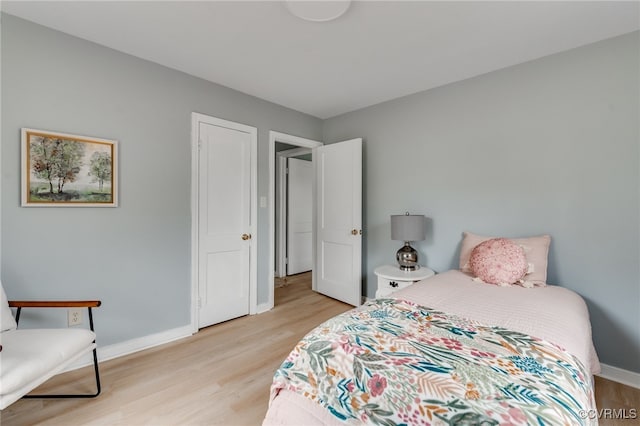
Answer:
[285,0,351,22]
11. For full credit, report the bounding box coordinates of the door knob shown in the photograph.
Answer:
[241,233,251,240]
[351,229,358,235]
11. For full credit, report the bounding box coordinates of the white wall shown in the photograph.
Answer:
[323,31,640,373]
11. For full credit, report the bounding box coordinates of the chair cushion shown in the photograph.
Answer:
[0,328,96,396]
[0,283,17,332]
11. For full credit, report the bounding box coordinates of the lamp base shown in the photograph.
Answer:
[396,242,419,271]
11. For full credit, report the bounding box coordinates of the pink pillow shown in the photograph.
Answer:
[459,231,551,286]
[469,238,528,286]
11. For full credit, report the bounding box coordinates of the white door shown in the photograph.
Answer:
[287,158,313,275]
[314,138,362,306]
[196,115,256,328]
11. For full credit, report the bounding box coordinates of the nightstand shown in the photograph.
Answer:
[374,265,435,298]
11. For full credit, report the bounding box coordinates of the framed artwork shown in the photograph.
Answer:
[21,128,118,207]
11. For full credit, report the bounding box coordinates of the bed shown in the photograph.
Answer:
[263,234,600,426]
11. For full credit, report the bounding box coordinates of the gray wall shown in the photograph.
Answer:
[0,14,322,345]
[323,32,640,373]
[2,13,638,374]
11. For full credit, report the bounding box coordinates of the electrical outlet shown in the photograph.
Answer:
[68,308,83,327]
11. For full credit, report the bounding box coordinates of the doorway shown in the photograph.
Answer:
[286,156,313,275]
[275,147,313,278]
[268,132,322,309]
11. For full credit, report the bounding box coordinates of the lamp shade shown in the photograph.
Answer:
[391,213,426,242]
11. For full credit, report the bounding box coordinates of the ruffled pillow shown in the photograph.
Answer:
[469,238,528,286]
[459,231,550,286]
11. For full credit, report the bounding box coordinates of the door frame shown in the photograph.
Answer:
[275,147,312,278]
[191,112,258,332]
[268,131,322,311]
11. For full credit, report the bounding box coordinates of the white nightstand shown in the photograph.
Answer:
[374,265,435,298]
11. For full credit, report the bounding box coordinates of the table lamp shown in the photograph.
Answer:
[391,212,426,271]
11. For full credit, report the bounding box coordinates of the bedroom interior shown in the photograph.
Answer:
[2,277,638,425]
[0,1,639,424]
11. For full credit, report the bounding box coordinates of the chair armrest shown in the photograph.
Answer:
[8,300,102,330]
[8,300,101,308]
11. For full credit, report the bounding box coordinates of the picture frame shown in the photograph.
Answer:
[21,128,118,207]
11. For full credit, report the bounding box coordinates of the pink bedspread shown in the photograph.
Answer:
[263,270,599,425]
[393,270,599,375]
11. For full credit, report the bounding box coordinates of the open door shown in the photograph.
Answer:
[287,157,313,275]
[313,138,362,306]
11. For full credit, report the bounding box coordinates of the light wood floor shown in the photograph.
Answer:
[2,272,638,425]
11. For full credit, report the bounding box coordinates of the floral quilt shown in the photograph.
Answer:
[270,298,595,425]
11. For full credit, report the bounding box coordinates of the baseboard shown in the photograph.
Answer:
[256,302,272,314]
[597,363,640,389]
[65,325,194,372]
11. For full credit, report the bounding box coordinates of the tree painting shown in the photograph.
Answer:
[22,129,118,207]
[89,151,112,191]
[31,136,85,194]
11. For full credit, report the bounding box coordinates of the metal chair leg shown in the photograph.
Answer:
[23,347,101,399]
[22,307,101,400]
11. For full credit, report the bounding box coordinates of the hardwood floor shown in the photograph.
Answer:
[1,272,351,425]
[2,272,638,425]
[594,376,640,425]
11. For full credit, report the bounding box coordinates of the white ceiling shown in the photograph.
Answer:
[2,1,639,119]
